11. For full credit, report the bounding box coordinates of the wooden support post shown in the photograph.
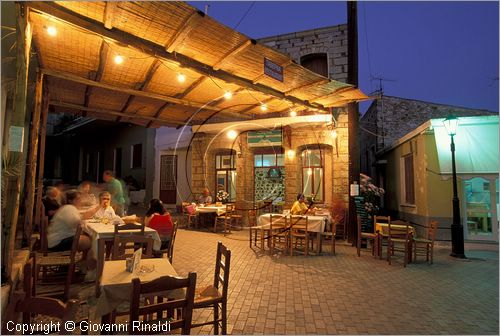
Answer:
[23,71,44,244]
[4,3,32,278]
[34,88,49,232]
[347,1,359,244]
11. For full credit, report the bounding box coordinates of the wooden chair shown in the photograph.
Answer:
[228,203,243,230]
[114,222,145,235]
[374,215,391,259]
[357,215,378,257]
[183,202,198,229]
[191,242,231,335]
[413,220,439,264]
[289,216,309,256]
[214,204,233,234]
[167,221,179,264]
[111,235,154,260]
[269,214,289,255]
[12,294,80,335]
[320,211,340,255]
[35,223,84,300]
[129,273,197,335]
[387,220,411,267]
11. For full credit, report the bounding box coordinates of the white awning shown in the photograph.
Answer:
[431,115,499,174]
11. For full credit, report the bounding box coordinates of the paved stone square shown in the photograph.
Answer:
[75,225,498,335]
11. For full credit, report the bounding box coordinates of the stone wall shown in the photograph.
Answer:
[258,25,348,83]
[190,112,351,226]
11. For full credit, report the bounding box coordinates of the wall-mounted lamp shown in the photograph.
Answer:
[227,129,237,140]
[287,149,295,159]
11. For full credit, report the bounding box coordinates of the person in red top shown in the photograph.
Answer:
[145,199,174,250]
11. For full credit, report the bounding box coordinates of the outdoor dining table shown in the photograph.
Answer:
[195,205,227,229]
[257,213,329,253]
[83,220,162,295]
[95,258,184,333]
[375,221,415,262]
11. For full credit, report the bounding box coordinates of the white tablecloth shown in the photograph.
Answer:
[196,206,226,216]
[84,221,162,253]
[258,214,327,233]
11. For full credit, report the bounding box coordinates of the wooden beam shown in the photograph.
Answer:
[83,39,109,116]
[103,1,117,29]
[165,10,205,53]
[34,86,49,230]
[5,3,32,278]
[252,60,293,84]
[213,40,253,70]
[23,71,44,241]
[42,68,222,112]
[285,78,330,96]
[49,100,186,126]
[116,59,161,122]
[26,1,328,113]
[310,86,354,103]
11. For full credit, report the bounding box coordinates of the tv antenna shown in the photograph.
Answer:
[369,75,396,95]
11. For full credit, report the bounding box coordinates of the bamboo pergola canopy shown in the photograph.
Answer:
[26,1,368,127]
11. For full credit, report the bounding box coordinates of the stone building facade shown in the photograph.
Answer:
[360,95,496,185]
[188,26,353,225]
[258,25,349,83]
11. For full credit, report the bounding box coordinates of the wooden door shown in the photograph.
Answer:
[160,155,177,204]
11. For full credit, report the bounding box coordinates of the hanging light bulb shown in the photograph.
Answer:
[114,55,124,64]
[177,73,186,83]
[227,130,237,139]
[46,26,57,37]
[287,149,295,159]
[260,103,268,112]
[330,129,338,139]
[289,109,297,117]
[224,91,232,100]
[307,168,313,176]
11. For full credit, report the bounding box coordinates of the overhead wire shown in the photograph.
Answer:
[234,2,256,30]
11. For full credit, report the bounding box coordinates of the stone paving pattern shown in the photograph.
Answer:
[76,226,498,335]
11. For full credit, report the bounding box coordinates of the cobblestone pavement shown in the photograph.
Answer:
[75,226,498,335]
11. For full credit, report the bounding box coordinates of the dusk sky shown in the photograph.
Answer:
[189,1,499,114]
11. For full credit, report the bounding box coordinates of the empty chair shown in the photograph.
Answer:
[374,215,391,258]
[183,202,199,229]
[191,242,231,335]
[357,215,378,257]
[320,211,340,255]
[214,204,233,234]
[11,294,80,335]
[112,235,154,260]
[269,214,289,255]
[167,221,179,263]
[114,222,145,235]
[229,204,243,230]
[129,273,197,335]
[413,220,439,264]
[387,220,412,267]
[289,216,309,256]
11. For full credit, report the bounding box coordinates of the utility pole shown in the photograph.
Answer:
[347,1,359,244]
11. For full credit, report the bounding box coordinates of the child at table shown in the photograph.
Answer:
[94,191,123,224]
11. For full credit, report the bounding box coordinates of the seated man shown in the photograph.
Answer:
[198,187,213,205]
[94,191,122,223]
[47,190,100,269]
[290,193,310,215]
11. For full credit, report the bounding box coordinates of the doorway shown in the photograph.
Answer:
[160,155,177,204]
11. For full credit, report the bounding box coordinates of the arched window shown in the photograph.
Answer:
[301,149,324,203]
[300,53,328,77]
[215,150,236,202]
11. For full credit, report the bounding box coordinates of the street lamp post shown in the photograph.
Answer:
[443,115,466,258]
